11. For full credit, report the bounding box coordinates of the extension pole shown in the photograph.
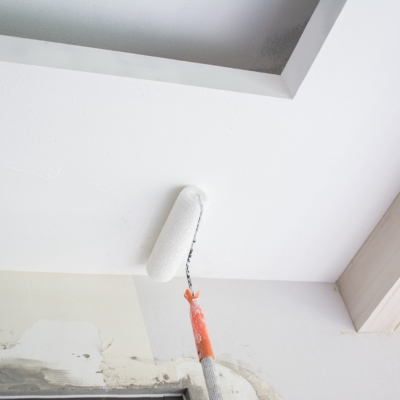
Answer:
[185,289,223,400]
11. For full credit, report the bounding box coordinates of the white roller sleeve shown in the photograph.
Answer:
[147,186,207,282]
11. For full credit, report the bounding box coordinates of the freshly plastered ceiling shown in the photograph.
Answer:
[0,0,319,74]
[1,0,400,282]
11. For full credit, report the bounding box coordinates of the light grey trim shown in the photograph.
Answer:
[0,35,290,98]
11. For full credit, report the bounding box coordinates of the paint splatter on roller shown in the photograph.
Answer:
[147,186,223,400]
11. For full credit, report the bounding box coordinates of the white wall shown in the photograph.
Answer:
[135,276,400,400]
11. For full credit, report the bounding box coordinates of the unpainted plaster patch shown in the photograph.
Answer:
[0,359,73,391]
[176,360,259,400]
[0,354,283,399]
[101,356,282,400]
[0,320,282,399]
[219,361,283,400]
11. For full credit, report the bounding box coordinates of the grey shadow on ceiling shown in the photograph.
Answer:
[0,0,319,75]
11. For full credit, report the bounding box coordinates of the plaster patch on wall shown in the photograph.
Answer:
[176,360,259,400]
[0,321,282,398]
[218,361,283,400]
[0,359,71,391]
[100,355,282,400]
[0,352,281,399]
[0,320,104,387]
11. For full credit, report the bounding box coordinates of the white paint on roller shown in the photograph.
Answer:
[147,186,207,282]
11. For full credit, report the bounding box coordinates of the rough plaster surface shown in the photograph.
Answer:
[0,271,281,399]
[0,321,104,387]
[0,0,319,74]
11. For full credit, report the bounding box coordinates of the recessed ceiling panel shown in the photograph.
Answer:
[0,0,319,74]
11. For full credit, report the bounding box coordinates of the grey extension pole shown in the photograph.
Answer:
[201,356,223,400]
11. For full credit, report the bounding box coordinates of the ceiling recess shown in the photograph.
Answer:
[0,0,319,74]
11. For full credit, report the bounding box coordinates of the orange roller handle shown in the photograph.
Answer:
[184,289,215,361]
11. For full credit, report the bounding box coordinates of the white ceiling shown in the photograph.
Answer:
[0,0,319,74]
[1,0,400,282]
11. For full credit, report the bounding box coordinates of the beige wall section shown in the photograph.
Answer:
[337,192,400,332]
[0,271,281,399]
[0,271,153,360]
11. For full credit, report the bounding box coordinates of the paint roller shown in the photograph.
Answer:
[147,186,223,400]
